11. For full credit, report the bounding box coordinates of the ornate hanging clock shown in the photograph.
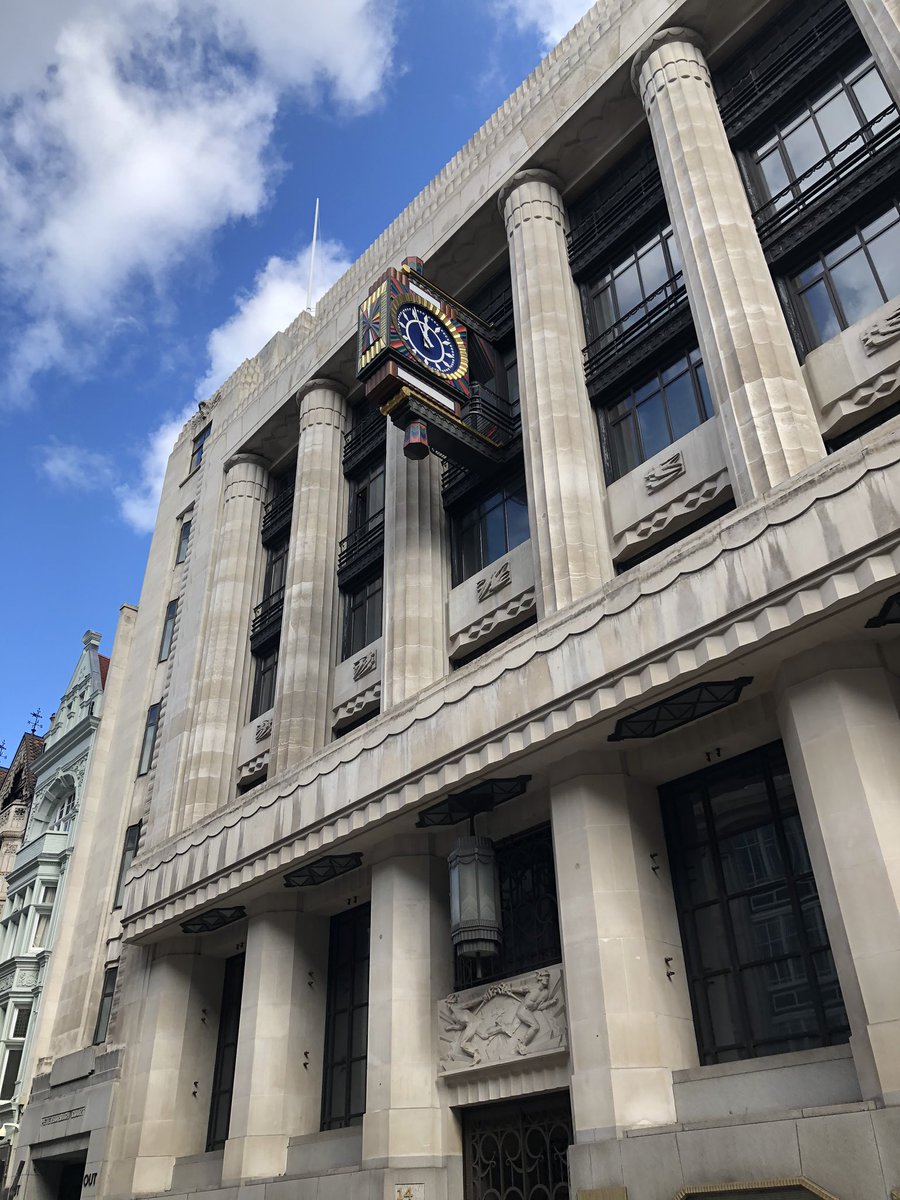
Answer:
[356,258,515,472]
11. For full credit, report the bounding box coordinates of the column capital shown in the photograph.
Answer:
[631,27,708,106]
[498,168,564,218]
[295,377,348,434]
[295,375,347,403]
[222,451,269,479]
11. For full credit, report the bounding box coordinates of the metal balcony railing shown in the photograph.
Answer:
[583,276,691,394]
[337,510,385,585]
[343,410,387,476]
[441,384,522,505]
[260,487,294,547]
[250,585,284,651]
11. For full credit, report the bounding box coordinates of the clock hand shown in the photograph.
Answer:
[419,314,433,349]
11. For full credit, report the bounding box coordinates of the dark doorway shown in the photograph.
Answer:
[463,1092,572,1200]
[57,1161,85,1200]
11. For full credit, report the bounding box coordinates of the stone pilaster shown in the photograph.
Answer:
[776,644,900,1106]
[270,379,348,770]
[846,0,900,106]
[500,170,613,616]
[382,429,448,708]
[180,454,269,829]
[632,30,825,503]
[128,949,223,1196]
[222,906,329,1182]
[362,854,456,1168]
[550,768,695,1147]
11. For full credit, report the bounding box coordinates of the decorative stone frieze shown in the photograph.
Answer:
[475,561,511,603]
[645,451,685,493]
[861,303,900,355]
[438,965,567,1076]
[332,638,383,731]
[352,649,378,682]
[632,28,825,502]
[449,540,537,661]
[615,469,731,557]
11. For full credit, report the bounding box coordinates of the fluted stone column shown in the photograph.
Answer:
[270,379,348,770]
[847,0,900,105]
[222,906,329,1182]
[129,949,223,1195]
[181,453,269,828]
[632,30,825,503]
[776,644,900,1106]
[382,428,448,708]
[550,766,696,1151]
[500,170,613,616]
[362,854,457,1168]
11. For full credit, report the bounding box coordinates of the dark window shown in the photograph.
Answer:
[584,224,682,345]
[190,425,211,472]
[661,741,849,1065]
[207,953,244,1151]
[463,1093,572,1200]
[158,600,177,662]
[321,904,370,1131]
[451,473,530,585]
[751,55,898,217]
[175,518,192,564]
[792,201,900,346]
[600,348,713,482]
[12,1007,30,1040]
[0,1046,22,1100]
[93,965,118,1045]
[349,460,385,533]
[113,822,142,910]
[250,649,278,719]
[342,575,382,661]
[455,823,561,990]
[137,703,161,776]
[262,538,289,600]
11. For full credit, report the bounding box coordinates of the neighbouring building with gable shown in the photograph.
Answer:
[10,0,900,1197]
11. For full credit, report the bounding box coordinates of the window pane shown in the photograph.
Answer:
[506,489,530,551]
[852,66,893,122]
[591,284,616,337]
[614,262,642,321]
[665,372,704,442]
[635,390,669,460]
[869,221,900,299]
[759,149,790,200]
[799,279,841,345]
[829,248,883,324]
[483,499,507,565]
[608,414,639,479]
[783,117,826,178]
[638,240,668,299]
[694,905,730,971]
[815,91,860,153]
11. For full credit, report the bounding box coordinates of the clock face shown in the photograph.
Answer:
[395,303,462,375]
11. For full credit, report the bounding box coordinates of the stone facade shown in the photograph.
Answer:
[14,0,900,1198]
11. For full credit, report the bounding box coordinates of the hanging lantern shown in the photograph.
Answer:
[403,419,430,460]
[448,835,502,958]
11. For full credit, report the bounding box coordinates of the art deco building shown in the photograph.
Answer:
[12,0,900,1197]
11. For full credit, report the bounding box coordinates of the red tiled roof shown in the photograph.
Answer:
[99,654,111,689]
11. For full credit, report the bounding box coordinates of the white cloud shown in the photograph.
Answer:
[115,404,197,533]
[0,0,396,404]
[39,443,117,491]
[494,0,594,48]
[198,237,353,398]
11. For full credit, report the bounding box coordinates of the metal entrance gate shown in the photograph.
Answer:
[463,1093,572,1200]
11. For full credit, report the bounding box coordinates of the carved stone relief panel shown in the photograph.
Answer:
[645,450,685,493]
[861,303,900,355]
[475,560,511,602]
[438,964,567,1076]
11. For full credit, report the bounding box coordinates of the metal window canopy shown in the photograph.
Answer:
[608,678,753,741]
[416,777,531,828]
[181,906,246,934]
[865,592,900,627]
[283,852,363,888]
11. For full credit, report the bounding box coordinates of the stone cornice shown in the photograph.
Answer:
[122,425,900,939]
[630,26,707,95]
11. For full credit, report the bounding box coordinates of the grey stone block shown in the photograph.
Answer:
[621,1129,684,1200]
[169,1150,224,1192]
[49,1047,96,1088]
[797,1110,886,1200]
[677,1118,801,1186]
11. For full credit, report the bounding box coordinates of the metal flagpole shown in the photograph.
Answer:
[305,197,320,312]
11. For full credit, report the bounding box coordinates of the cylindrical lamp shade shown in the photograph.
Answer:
[403,419,430,460]
[448,835,502,957]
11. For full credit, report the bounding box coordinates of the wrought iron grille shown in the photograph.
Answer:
[343,409,387,476]
[454,822,561,990]
[337,510,385,586]
[463,1094,572,1200]
[249,585,284,652]
[442,384,522,507]
[715,0,859,142]
[466,272,515,337]
[260,486,294,547]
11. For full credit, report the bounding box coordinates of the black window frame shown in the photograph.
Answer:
[250,648,278,720]
[137,703,161,777]
[158,599,177,663]
[454,822,561,991]
[320,903,370,1131]
[582,222,684,347]
[175,518,192,565]
[92,965,118,1045]
[450,470,530,586]
[113,822,142,910]
[262,537,290,601]
[190,425,211,472]
[599,346,714,483]
[661,741,849,1065]
[206,953,245,1151]
[349,459,385,535]
[341,574,383,662]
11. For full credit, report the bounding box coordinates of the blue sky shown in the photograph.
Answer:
[0,0,594,757]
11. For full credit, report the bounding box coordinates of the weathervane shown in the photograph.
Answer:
[0,741,6,764]
[28,709,43,735]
